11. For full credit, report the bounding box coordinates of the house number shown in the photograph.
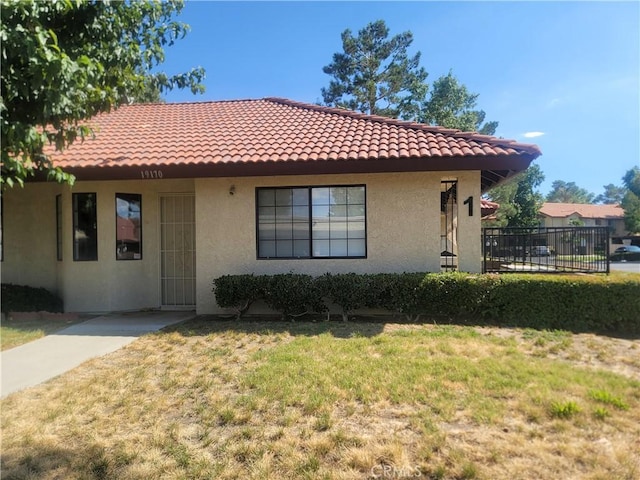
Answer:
[140,170,164,179]
[463,196,473,216]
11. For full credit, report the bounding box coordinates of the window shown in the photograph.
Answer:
[116,193,142,260]
[257,185,366,259]
[73,193,98,261]
[56,195,63,261]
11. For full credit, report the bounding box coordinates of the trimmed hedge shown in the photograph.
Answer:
[1,283,64,313]
[213,272,640,333]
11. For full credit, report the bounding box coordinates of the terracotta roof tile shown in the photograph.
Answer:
[539,203,624,219]
[46,97,541,170]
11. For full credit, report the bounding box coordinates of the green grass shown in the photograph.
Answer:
[1,319,639,480]
[1,315,87,350]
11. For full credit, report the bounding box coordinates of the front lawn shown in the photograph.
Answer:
[1,315,87,351]
[1,319,639,479]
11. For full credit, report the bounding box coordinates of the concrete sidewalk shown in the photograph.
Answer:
[1,311,195,398]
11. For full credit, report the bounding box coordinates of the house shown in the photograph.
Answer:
[1,98,541,314]
[538,202,626,253]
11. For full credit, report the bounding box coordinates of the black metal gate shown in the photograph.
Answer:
[483,227,610,274]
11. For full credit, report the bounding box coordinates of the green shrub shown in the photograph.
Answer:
[212,274,265,319]
[1,283,63,313]
[212,272,640,334]
[262,274,326,320]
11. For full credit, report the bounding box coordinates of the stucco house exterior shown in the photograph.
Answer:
[1,98,541,314]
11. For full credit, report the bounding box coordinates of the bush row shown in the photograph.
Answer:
[1,283,64,313]
[213,272,640,334]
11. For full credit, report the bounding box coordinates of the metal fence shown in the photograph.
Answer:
[482,227,610,274]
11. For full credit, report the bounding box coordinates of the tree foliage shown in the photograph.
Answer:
[321,20,428,119]
[1,0,205,188]
[485,163,545,227]
[420,71,498,135]
[594,183,626,205]
[621,166,640,233]
[545,180,595,204]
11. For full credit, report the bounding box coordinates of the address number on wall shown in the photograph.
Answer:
[140,170,164,179]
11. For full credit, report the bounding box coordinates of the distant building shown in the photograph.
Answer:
[539,203,626,236]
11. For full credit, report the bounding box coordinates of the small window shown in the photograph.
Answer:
[56,195,63,261]
[116,193,142,260]
[257,185,366,259]
[73,193,98,261]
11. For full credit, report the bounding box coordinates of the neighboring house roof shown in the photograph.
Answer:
[480,199,500,220]
[45,98,541,190]
[539,203,624,219]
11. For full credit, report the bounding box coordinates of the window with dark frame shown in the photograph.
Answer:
[116,193,142,260]
[73,193,98,261]
[257,185,366,259]
[56,195,63,261]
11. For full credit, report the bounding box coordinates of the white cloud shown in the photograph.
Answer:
[523,132,545,138]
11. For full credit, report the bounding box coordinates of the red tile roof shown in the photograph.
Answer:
[45,98,541,186]
[540,203,624,219]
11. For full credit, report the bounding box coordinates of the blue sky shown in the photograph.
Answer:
[160,1,639,198]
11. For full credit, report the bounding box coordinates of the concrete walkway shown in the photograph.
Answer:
[1,311,195,398]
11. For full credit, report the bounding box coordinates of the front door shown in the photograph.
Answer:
[160,194,196,308]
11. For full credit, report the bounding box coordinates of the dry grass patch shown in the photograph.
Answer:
[2,319,639,479]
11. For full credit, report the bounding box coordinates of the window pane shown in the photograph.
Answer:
[347,204,365,220]
[293,206,309,221]
[73,193,98,261]
[347,186,365,204]
[259,223,276,240]
[56,195,63,261]
[312,222,330,239]
[330,239,348,256]
[330,205,347,219]
[348,221,366,239]
[259,240,276,258]
[312,187,330,205]
[116,193,142,260]
[258,189,276,207]
[330,187,347,205]
[312,205,330,220]
[276,240,293,257]
[275,189,292,206]
[293,240,310,257]
[258,206,275,223]
[331,222,348,239]
[313,239,330,257]
[275,206,292,223]
[293,222,309,239]
[275,223,293,240]
[348,239,366,257]
[292,188,309,206]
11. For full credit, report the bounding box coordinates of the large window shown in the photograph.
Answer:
[116,193,142,260]
[257,185,366,259]
[73,193,98,261]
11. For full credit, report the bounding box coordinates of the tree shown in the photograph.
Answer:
[1,0,205,188]
[594,183,626,204]
[621,166,640,233]
[545,180,595,204]
[485,163,545,227]
[419,71,498,135]
[321,20,428,120]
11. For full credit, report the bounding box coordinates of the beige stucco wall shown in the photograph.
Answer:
[195,171,481,314]
[3,171,482,314]
[2,178,194,312]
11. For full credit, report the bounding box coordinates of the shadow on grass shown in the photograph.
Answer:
[162,315,390,339]
[161,314,640,341]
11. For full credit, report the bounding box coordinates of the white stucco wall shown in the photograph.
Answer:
[3,171,482,314]
[195,171,481,314]
[2,178,194,312]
